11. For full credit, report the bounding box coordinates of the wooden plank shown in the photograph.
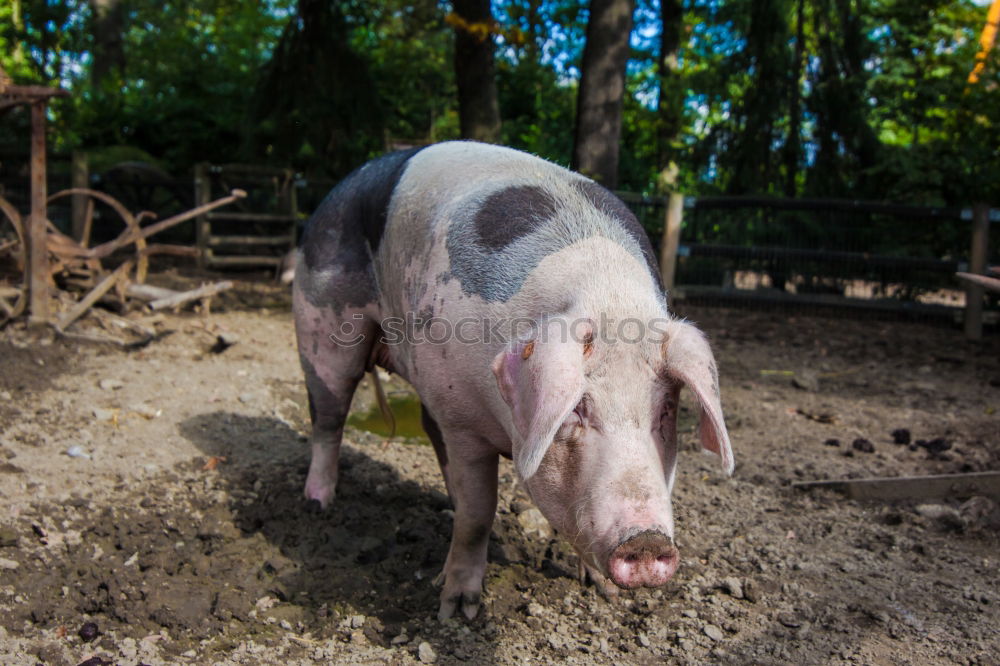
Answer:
[793,471,1000,501]
[685,242,957,272]
[690,195,964,220]
[206,212,296,223]
[206,255,283,267]
[207,234,294,246]
[676,285,978,322]
[138,243,201,258]
[956,271,1000,294]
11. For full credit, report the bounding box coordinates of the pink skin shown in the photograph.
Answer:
[292,283,378,508]
[293,144,733,619]
[495,317,729,593]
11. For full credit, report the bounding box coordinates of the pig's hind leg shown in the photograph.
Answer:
[295,291,376,509]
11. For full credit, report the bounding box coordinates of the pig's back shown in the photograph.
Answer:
[379,142,663,311]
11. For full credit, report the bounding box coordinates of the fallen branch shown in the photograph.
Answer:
[55,260,134,332]
[149,280,233,311]
[126,284,180,302]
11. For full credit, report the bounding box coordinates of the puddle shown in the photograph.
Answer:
[348,392,429,442]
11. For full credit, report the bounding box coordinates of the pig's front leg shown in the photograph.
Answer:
[435,445,498,621]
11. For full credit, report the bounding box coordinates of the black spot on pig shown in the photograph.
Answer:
[572,179,663,289]
[474,185,558,250]
[300,146,428,274]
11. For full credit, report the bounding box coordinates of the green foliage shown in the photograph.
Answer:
[0,0,997,207]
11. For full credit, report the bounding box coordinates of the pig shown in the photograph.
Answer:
[293,141,733,620]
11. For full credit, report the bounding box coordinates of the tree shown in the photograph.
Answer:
[572,0,635,189]
[655,0,684,192]
[451,0,502,143]
[248,0,384,176]
[89,0,124,87]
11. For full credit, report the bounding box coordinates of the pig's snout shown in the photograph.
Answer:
[607,530,678,589]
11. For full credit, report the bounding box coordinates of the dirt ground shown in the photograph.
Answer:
[0,274,998,665]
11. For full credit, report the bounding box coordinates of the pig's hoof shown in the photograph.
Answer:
[438,590,481,621]
[304,498,324,514]
[303,478,336,508]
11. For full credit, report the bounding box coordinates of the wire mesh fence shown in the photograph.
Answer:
[620,193,999,325]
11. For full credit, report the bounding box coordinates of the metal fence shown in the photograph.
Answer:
[620,193,999,326]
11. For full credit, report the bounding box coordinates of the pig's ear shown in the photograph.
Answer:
[663,321,734,476]
[491,327,586,480]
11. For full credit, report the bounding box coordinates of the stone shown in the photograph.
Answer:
[92,408,117,422]
[704,624,724,641]
[851,438,875,453]
[517,508,553,539]
[526,601,545,617]
[792,371,819,392]
[99,378,124,391]
[915,503,963,530]
[720,576,744,600]
[418,641,437,663]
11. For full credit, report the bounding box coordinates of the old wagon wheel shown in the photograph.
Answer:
[0,195,26,325]
[46,188,150,284]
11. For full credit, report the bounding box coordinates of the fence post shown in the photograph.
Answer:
[70,151,88,242]
[27,101,49,325]
[659,191,684,304]
[964,203,990,340]
[286,168,298,254]
[194,163,211,268]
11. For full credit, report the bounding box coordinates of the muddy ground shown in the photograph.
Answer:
[0,273,998,665]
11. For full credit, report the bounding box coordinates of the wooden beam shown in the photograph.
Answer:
[28,101,48,325]
[206,255,283,267]
[207,234,294,246]
[964,203,990,340]
[194,163,211,268]
[54,260,134,332]
[793,471,1000,501]
[956,271,1000,294]
[659,191,683,303]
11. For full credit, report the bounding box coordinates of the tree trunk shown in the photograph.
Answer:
[572,0,635,189]
[656,0,683,191]
[453,0,502,143]
[90,0,125,86]
[783,0,805,197]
